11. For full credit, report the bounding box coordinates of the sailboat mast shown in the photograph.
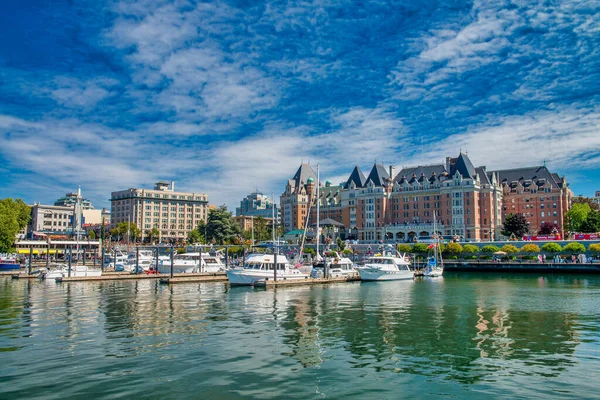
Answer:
[316,164,320,258]
[271,193,275,246]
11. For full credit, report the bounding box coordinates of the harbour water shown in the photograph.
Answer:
[1,273,599,399]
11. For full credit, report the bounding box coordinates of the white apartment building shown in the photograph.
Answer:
[110,181,208,242]
[28,204,74,235]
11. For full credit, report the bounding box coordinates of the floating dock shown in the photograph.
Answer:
[258,275,360,288]
[159,274,229,284]
[55,272,227,283]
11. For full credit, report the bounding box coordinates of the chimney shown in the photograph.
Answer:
[389,165,396,180]
[171,181,175,191]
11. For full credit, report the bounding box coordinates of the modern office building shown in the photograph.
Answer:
[235,191,279,220]
[110,181,208,242]
[281,153,571,242]
[54,192,94,210]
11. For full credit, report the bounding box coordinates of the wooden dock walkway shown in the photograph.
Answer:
[259,275,360,288]
[159,274,229,284]
[55,272,227,283]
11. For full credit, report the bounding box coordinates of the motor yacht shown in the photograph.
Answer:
[311,251,356,278]
[158,252,226,274]
[358,251,412,281]
[227,253,309,286]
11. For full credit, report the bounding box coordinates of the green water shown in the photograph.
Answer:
[1,273,599,399]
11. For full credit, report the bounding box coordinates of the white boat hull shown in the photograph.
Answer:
[227,269,309,286]
[358,267,414,281]
[426,268,444,277]
[45,266,102,280]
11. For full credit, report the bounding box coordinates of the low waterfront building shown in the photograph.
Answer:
[110,181,208,242]
[28,203,75,237]
[16,239,100,258]
[233,215,276,232]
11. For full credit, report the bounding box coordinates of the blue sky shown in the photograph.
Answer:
[1,0,599,210]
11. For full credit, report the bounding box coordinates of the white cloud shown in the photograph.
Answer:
[414,106,600,172]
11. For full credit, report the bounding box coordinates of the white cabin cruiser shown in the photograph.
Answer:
[227,253,309,286]
[158,252,226,274]
[358,252,412,281]
[311,252,356,278]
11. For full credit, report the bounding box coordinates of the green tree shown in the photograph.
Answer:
[500,244,519,253]
[206,206,242,245]
[337,237,346,251]
[397,244,412,253]
[304,247,316,256]
[501,213,529,238]
[563,242,586,253]
[254,216,268,241]
[541,243,562,253]
[463,244,479,253]
[481,245,500,253]
[88,230,96,240]
[565,203,591,233]
[411,243,429,253]
[187,229,201,244]
[146,227,160,243]
[588,243,600,254]
[0,198,31,253]
[580,210,600,233]
[520,244,540,253]
[196,220,207,244]
[444,242,463,255]
[115,222,141,242]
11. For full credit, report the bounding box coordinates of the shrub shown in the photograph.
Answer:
[589,243,600,254]
[520,244,541,253]
[397,244,412,253]
[501,244,519,253]
[541,243,562,253]
[563,242,586,253]
[304,247,316,256]
[445,242,463,255]
[412,243,429,253]
[481,245,500,253]
[446,255,459,260]
[463,244,479,253]
[342,249,353,256]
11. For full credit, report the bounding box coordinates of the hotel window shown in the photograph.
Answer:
[541,212,545,217]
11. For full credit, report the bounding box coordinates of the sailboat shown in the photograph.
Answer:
[424,213,444,277]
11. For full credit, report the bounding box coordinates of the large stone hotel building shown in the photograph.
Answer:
[111,181,208,242]
[281,153,571,242]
